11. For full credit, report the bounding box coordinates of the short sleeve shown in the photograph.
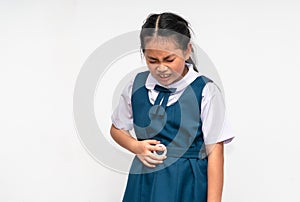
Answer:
[111,79,134,131]
[201,82,235,145]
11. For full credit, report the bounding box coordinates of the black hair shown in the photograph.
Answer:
[140,12,198,72]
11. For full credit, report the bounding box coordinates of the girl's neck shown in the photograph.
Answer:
[171,65,189,85]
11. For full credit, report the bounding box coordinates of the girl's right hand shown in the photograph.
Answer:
[133,139,167,168]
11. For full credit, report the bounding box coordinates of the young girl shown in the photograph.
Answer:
[111,12,234,202]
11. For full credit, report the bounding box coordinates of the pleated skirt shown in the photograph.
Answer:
[123,156,208,202]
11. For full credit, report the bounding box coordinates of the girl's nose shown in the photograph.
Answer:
[157,65,168,72]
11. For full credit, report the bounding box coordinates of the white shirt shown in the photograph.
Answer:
[111,64,234,145]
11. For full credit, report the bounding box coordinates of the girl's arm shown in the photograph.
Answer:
[206,141,224,202]
[110,124,166,168]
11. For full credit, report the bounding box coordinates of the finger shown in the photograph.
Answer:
[137,155,156,168]
[148,152,167,161]
[153,145,166,152]
[147,144,166,152]
[141,159,156,168]
[145,139,160,145]
[145,156,164,165]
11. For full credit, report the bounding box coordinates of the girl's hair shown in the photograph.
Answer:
[140,12,198,72]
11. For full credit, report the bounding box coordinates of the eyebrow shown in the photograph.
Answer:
[147,54,176,60]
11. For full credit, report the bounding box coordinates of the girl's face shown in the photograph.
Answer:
[143,37,192,86]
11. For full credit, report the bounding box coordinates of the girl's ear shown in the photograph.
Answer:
[184,43,192,60]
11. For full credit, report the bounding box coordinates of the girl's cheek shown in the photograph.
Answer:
[147,62,158,69]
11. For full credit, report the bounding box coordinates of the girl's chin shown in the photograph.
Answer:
[157,77,173,86]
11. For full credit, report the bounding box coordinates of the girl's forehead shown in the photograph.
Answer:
[144,49,181,58]
[144,36,181,52]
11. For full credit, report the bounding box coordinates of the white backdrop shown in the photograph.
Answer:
[1,0,299,201]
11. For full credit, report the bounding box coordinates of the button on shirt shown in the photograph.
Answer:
[111,64,234,145]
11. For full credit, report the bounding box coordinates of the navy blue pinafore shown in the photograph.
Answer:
[123,71,212,202]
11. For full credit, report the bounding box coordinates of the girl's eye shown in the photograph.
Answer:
[148,58,174,64]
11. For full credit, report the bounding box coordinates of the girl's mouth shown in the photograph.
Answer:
[158,74,171,78]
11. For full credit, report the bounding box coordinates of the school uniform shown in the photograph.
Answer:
[112,63,234,202]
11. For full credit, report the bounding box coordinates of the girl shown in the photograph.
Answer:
[111,12,234,202]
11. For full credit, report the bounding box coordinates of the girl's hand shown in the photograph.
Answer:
[134,139,167,168]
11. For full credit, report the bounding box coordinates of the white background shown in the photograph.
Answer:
[1,0,300,201]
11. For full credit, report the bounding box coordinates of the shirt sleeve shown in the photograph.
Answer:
[111,79,134,131]
[201,82,235,145]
